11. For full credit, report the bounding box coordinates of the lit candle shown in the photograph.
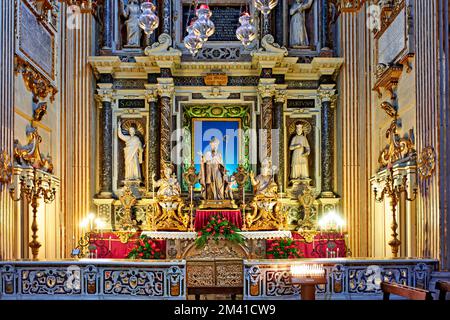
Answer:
[108,236,112,252]
[243,186,245,205]
[326,248,329,258]
[337,248,340,257]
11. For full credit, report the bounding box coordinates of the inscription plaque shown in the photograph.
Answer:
[287,100,316,109]
[119,99,146,109]
[377,8,407,65]
[17,0,55,80]
[183,5,241,42]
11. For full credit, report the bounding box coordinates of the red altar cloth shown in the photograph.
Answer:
[195,209,242,231]
[266,232,347,259]
[89,232,166,259]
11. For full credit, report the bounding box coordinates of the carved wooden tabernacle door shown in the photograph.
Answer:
[184,239,248,289]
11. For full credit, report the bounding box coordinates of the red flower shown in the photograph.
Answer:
[151,243,157,249]
[206,228,212,232]
[139,252,144,257]
[230,230,235,234]
[198,231,203,236]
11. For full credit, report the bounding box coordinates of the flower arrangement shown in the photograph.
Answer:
[266,238,302,259]
[195,214,245,249]
[127,235,164,259]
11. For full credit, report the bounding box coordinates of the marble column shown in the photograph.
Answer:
[321,0,329,48]
[274,1,284,45]
[319,85,337,197]
[97,85,114,198]
[274,89,287,189]
[145,86,159,186]
[258,80,276,160]
[162,0,172,35]
[157,79,174,169]
[102,0,113,49]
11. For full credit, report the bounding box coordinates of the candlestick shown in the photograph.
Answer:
[190,185,193,206]
[152,171,155,198]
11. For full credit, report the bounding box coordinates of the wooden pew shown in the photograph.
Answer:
[381,282,433,300]
[435,281,450,301]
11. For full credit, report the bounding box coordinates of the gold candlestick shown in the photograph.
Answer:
[374,166,417,257]
[10,168,56,260]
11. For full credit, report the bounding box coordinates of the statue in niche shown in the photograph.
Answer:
[250,158,278,198]
[120,0,142,47]
[290,121,311,180]
[198,137,229,200]
[118,120,144,181]
[152,162,181,197]
[289,0,314,47]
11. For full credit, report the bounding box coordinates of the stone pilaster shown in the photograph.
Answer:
[157,79,174,169]
[96,84,114,198]
[274,88,287,189]
[258,79,276,160]
[145,85,159,186]
[318,84,337,197]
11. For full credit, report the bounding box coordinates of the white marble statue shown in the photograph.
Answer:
[152,163,181,197]
[121,0,142,47]
[290,122,311,179]
[118,120,144,181]
[198,137,228,200]
[290,0,314,47]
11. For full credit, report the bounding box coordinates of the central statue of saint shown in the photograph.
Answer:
[199,137,227,200]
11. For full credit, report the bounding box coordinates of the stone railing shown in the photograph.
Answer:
[0,260,186,300]
[244,258,439,300]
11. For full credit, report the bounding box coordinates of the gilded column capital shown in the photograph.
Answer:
[144,86,158,103]
[96,84,114,103]
[318,85,337,107]
[258,84,276,99]
[275,89,288,103]
[157,80,175,99]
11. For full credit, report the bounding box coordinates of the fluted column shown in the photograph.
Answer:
[319,85,337,197]
[274,89,287,189]
[0,1,15,260]
[258,80,276,160]
[145,85,159,186]
[157,79,174,169]
[96,84,113,197]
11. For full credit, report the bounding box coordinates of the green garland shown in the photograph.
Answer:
[195,214,245,249]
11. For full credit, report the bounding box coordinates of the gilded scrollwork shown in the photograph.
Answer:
[0,150,13,185]
[15,57,57,103]
[417,146,436,179]
[14,125,54,173]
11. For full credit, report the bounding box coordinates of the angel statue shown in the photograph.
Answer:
[249,158,278,198]
[121,0,142,47]
[118,120,144,181]
[152,162,181,197]
[290,0,314,47]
